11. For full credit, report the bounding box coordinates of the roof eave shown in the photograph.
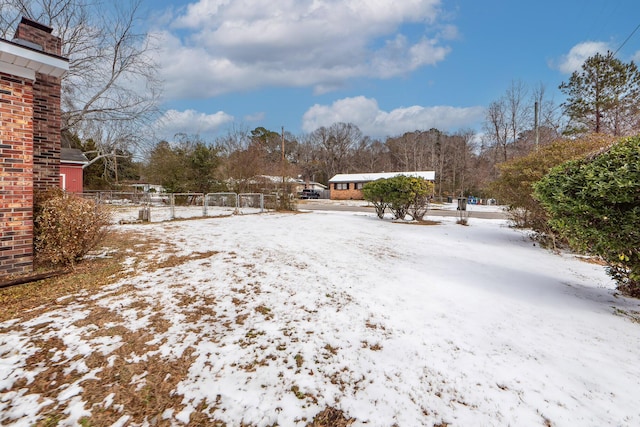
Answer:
[0,39,68,80]
[61,160,89,165]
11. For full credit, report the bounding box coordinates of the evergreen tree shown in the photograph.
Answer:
[559,51,640,136]
[144,139,222,193]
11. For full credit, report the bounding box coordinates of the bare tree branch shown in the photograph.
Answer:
[1,0,161,158]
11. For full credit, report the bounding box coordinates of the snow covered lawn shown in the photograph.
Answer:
[1,210,639,426]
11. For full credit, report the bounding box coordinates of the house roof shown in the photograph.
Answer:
[329,171,435,183]
[298,181,327,190]
[61,148,89,165]
[0,37,68,80]
[254,175,300,184]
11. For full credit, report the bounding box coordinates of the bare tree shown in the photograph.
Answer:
[311,122,363,180]
[531,84,558,134]
[350,137,391,173]
[485,80,553,163]
[386,130,441,172]
[517,83,562,151]
[430,130,445,199]
[505,80,530,152]
[386,133,413,171]
[293,133,324,183]
[215,125,253,185]
[216,124,251,155]
[449,129,475,196]
[1,0,161,155]
[484,98,509,163]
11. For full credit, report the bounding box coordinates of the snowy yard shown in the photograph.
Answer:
[1,209,639,426]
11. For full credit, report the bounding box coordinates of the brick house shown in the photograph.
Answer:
[0,18,68,277]
[328,171,435,200]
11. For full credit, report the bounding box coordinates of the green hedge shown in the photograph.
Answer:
[534,136,640,297]
[363,175,434,221]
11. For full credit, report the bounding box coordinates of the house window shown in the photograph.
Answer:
[334,183,349,190]
[354,182,364,190]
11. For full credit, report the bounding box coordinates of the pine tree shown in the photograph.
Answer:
[559,51,640,136]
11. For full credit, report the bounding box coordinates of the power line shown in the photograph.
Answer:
[614,22,640,56]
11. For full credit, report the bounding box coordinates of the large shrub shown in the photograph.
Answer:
[533,136,640,297]
[362,178,392,219]
[363,176,433,220]
[34,189,112,268]
[490,134,616,231]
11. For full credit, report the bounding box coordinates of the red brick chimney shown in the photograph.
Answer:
[14,17,64,191]
[14,17,62,56]
[0,18,67,276]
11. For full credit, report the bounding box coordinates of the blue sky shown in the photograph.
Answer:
[144,0,640,141]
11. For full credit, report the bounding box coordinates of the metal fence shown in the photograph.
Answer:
[204,192,238,216]
[83,191,149,205]
[84,191,276,223]
[238,193,264,215]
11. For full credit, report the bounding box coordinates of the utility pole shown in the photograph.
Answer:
[281,126,286,208]
[534,101,539,151]
[281,126,285,186]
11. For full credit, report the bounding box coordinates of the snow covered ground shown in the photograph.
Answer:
[1,209,639,426]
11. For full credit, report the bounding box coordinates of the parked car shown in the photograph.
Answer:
[299,189,320,199]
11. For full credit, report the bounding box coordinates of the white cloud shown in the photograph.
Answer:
[370,35,451,78]
[302,96,485,138]
[243,111,265,122]
[154,0,450,98]
[155,109,234,140]
[555,41,611,74]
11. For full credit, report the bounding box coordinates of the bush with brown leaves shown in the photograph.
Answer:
[34,189,112,268]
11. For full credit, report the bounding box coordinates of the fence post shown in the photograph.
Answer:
[203,194,208,216]
[170,194,175,220]
[234,193,239,215]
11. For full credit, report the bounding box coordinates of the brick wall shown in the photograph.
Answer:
[31,73,62,190]
[330,186,364,200]
[0,18,64,277]
[14,18,61,57]
[0,73,35,275]
[15,18,63,191]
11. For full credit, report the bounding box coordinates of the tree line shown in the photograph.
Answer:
[3,0,640,199]
[135,124,481,198]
